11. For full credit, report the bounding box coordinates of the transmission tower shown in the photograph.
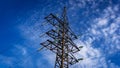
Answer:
[40,7,83,68]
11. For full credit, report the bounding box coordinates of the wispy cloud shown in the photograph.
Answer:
[71,40,107,68]
[79,5,120,68]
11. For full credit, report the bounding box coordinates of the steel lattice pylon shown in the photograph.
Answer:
[40,7,83,68]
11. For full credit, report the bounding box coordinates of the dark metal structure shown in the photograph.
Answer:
[40,7,83,68]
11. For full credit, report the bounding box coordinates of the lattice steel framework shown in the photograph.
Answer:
[40,7,83,68]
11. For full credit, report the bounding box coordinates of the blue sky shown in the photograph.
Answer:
[0,0,120,68]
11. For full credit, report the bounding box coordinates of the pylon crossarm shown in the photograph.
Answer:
[40,40,61,52]
[40,40,81,65]
[45,13,69,30]
[46,29,60,39]
[65,39,80,52]
[45,14,58,26]
[45,30,80,53]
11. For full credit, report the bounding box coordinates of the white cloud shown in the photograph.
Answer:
[90,5,119,44]
[72,5,120,68]
[71,40,107,68]
[97,18,108,26]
